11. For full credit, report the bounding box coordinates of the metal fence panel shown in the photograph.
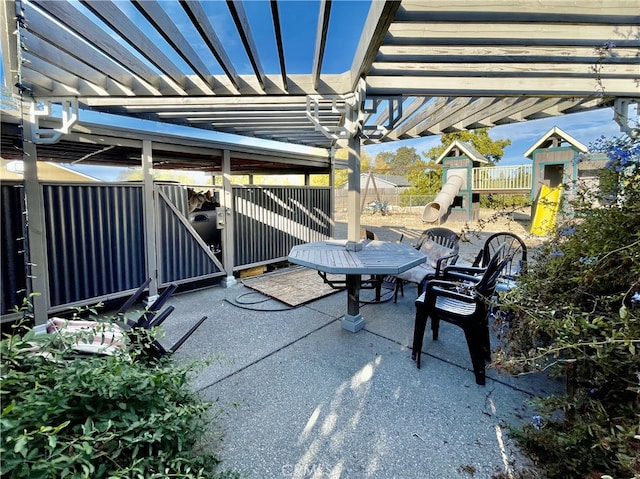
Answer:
[43,183,146,307]
[156,189,223,284]
[1,183,27,316]
[233,186,331,267]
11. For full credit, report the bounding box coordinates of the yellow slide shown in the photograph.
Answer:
[531,185,562,236]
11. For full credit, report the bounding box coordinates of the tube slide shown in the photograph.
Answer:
[422,173,465,223]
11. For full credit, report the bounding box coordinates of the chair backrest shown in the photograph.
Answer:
[417,227,459,251]
[473,243,513,297]
[417,228,460,270]
[360,229,377,240]
[475,232,527,279]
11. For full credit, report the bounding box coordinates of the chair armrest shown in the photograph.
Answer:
[441,264,486,279]
[442,270,481,283]
[424,279,478,303]
[434,253,459,278]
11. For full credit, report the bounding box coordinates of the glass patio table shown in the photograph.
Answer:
[288,239,426,332]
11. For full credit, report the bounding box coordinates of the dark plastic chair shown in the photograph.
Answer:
[360,229,377,241]
[116,278,152,316]
[391,227,460,302]
[50,279,209,359]
[412,244,511,385]
[116,281,208,358]
[139,314,208,359]
[472,232,527,288]
[117,282,178,329]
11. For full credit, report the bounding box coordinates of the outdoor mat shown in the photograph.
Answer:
[241,267,345,307]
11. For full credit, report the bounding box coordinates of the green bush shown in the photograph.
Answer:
[479,193,530,209]
[494,136,640,479]
[0,323,239,479]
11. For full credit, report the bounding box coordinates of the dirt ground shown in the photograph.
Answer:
[334,206,545,263]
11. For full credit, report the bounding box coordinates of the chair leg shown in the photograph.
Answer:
[462,326,487,385]
[393,280,404,303]
[482,323,492,361]
[169,316,207,354]
[431,316,440,340]
[412,300,428,367]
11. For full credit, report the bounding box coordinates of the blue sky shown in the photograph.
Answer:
[72,0,371,76]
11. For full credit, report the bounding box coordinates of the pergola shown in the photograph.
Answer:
[1,0,638,320]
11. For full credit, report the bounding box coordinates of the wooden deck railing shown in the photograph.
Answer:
[472,165,532,192]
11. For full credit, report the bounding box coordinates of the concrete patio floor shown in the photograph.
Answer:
[158,231,560,479]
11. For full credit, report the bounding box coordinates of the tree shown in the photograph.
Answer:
[372,151,394,171]
[369,147,421,174]
[333,148,371,187]
[391,146,421,170]
[116,168,213,184]
[423,128,511,165]
[401,158,443,202]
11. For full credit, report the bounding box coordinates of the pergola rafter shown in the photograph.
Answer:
[2,0,638,155]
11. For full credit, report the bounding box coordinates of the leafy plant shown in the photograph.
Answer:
[0,322,239,479]
[493,135,640,478]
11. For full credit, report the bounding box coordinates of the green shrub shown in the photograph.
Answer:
[479,193,530,209]
[494,136,640,478]
[0,323,239,479]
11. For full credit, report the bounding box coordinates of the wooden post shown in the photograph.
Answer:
[22,107,49,324]
[141,140,158,297]
[220,149,237,287]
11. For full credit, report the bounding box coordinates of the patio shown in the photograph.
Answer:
[157,228,559,479]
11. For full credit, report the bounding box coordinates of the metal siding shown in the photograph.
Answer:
[232,186,331,268]
[158,183,189,216]
[3,182,330,314]
[1,183,27,317]
[43,184,146,307]
[156,191,222,284]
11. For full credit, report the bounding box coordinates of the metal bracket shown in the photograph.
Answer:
[306,78,366,141]
[361,96,403,140]
[29,97,78,144]
[613,98,639,139]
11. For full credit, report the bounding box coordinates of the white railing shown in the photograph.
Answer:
[472,165,532,191]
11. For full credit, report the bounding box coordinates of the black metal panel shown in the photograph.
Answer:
[156,191,222,284]
[1,183,27,315]
[43,184,146,307]
[232,186,331,267]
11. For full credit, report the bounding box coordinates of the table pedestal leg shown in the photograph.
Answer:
[342,274,365,332]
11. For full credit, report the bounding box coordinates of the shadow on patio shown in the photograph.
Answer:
[160,262,560,479]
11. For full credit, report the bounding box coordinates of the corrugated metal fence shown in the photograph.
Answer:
[1,182,332,319]
[233,186,332,267]
[1,182,27,317]
[43,183,147,308]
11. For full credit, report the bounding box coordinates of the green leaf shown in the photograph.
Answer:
[13,436,28,457]
[53,420,70,434]
[2,402,15,415]
[619,305,628,319]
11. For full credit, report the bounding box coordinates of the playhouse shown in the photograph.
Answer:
[423,127,610,235]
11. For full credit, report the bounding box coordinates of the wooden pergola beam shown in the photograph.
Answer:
[227,0,267,91]
[270,1,288,92]
[312,0,332,91]
[180,0,240,91]
[132,0,214,95]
